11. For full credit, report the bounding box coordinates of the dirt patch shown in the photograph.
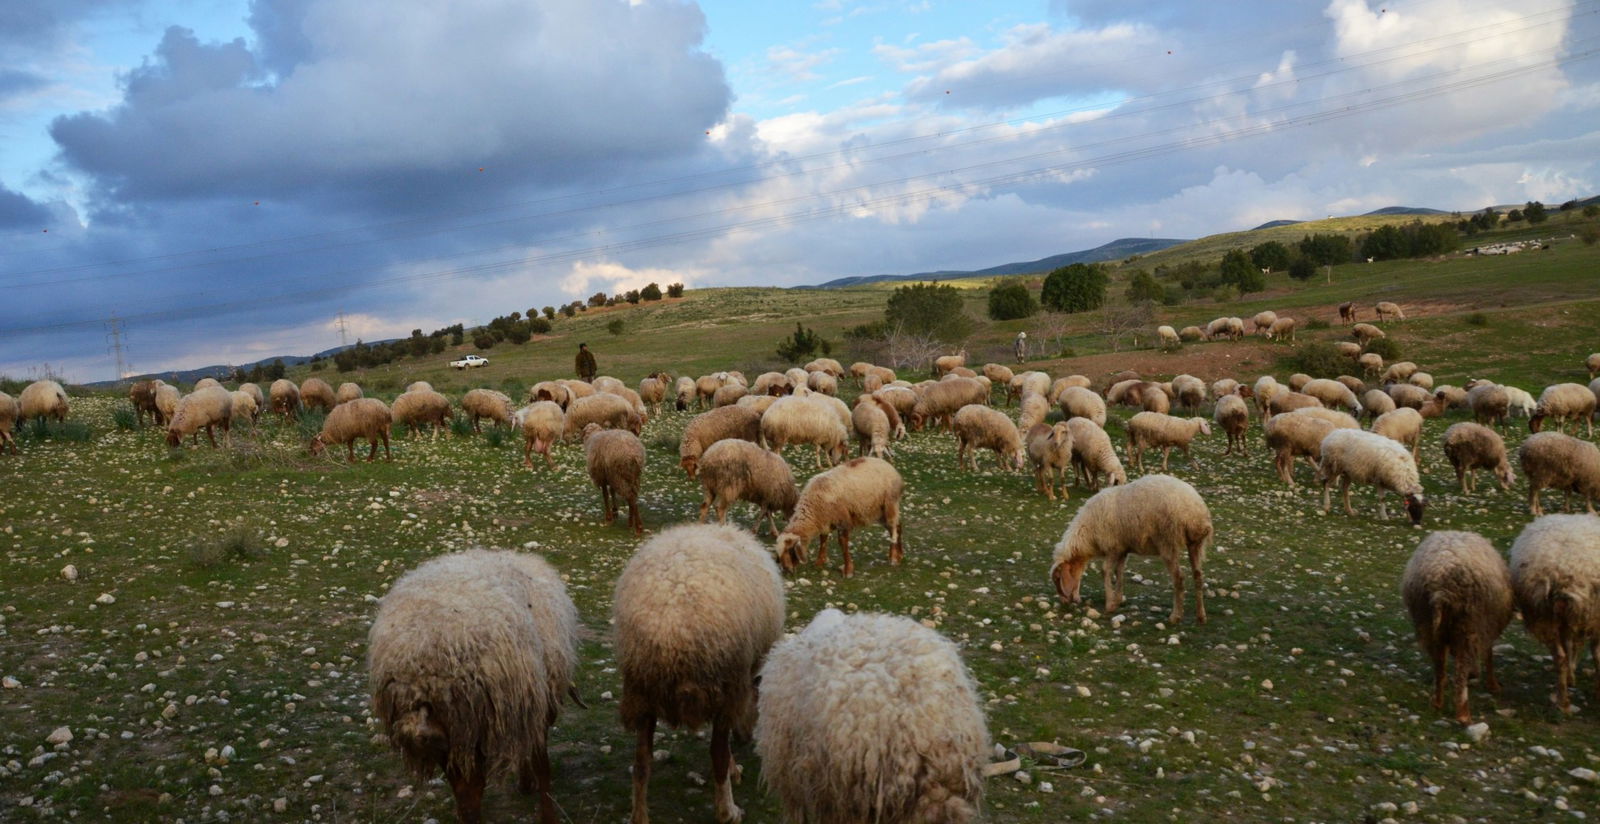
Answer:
[412,489,472,508]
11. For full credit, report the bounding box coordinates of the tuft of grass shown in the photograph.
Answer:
[483,426,508,449]
[22,418,92,442]
[1305,317,1330,330]
[1465,312,1489,326]
[111,405,138,431]
[188,519,268,568]
[295,409,327,440]
[450,416,474,437]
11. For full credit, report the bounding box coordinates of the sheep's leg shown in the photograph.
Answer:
[446,756,487,824]
[1484,647,1501,694]
[630,716,656,824]
[885,500,903,565]
[838,528,854,578]
[1428,646,1446,711]
[1035,466,1051,499]
[1452,648,1474,724]
[1160,446,1171,472]
[711,720,742,824]
[204,425,218,449]
[347,441,357,462]
[1341,477,1355,517]
[1320,474,1332,513]
[600,484,616,525]
[1529,485,1544,517]
[814,533,830,570]
[1377,489,1389,520]
[524,439,535,469]
[1554,628,1574,713]
[1164,552,1184,624]
[1189,539,1206,624]
[628,494,643,536]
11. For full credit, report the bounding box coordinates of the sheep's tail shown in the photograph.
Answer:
[386,704,447,775]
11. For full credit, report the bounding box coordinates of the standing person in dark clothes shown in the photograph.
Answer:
[576,342,597,380]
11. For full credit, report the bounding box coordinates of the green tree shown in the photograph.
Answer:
[1507,208,1524,223]
[266,359,286,381]
[542,306,556,321]
[1524,201,1547,224]
[884,282,972,340]
[986,281,1038,320]
[1040,263,1108,313]
[1123,270,1164,303]
[1288,256,1318,281]
[607,318,626,335]
[504,321,532,345]
[1219,249,1264,294]
[473,333,496,350]
[775,323,832,362]
[560,303,577,318]
[666,282,685,298]
[624,289,641,304]
[640,282,663,301]
[529,317,551,334]
[1298,233,1353,266]
[1360,225,1407,261]
[1249,241,1292,273]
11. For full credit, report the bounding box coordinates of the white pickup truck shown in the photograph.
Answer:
[449,354,489,370]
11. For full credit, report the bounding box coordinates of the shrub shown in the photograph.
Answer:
[1281,342,1348,379]
[112,405,137,431]
[885,282,972,341]
[1287,257,1318,281]
[188,519,268,568]
[450,416,474,437]
[1465,312,1489,327]
[1122,270,1164,304]
[1364,337,1402,360]
[1305,318,1330,330]
[1040,264,1108,313]
[607,318,626,335]
[641,282,663,301]
[667,282,686,298]
[22,418,92,443]
[528,317,551,334]
[483,427,508,449]
[473,333,496,350]
[987,281,1038,320]
[776,323,832,362]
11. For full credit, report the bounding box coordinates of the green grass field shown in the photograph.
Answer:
[3,218,1599,822]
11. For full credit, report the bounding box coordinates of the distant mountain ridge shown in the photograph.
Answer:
[84,340,400,388]
[802,237,1190,289]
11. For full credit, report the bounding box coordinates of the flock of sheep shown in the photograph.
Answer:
[3,306,1600,823]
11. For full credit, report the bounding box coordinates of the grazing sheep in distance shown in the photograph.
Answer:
[1288,373,1312,392]
[1337,375,1367,396]
[952,404,1024,472]
[756,609,989,824]
[299,377,336,412]
[591,376,625,395]
[1205,317,1232,340]
[583,423,644,535]
[981,363,1015,403]
[461,388,515,433]
[405,380,433,394]
[674,376,696,411]
[712,383,747,407]
[1335,341,1362,359]
[1361,388,1397,422]
[1066,417,1126,491]
[1401,531,1513,723]
[933,349,967,376]
[1589,352,1600,379]
[1268,316,1297,341]
[679,405,762,478]
[1317,429,1426,525]
[335,382,363,405]
[1026,422,1074,500]
[1050,474,1211,622]
[805,371,838,396]
[18,380,69,425]
[530,380,572,410]
[1264,408,1356,487]
[1339,301,1358,324]
[614,524,783,824]
[1408,371,1434,390]
[1158,325,1180,350]
[193,377,221,390]
[1376,301,1406,322]
[1010,371,1051,405]
[1266,391,1323,423]
[736,394,777,415]
[514,402,565,469]
[775,456,904,578]
[1104,369,1141,393]
[1126,412,1211,472]
[1252,310,1277,336]
[310,397,392,462]
[1509,515,1600,713]
[852,394,892,460]
[1518,432,1600,516]
[762,395,849,468]
[391,390,453,439]
[1302,378,1362,415]
[1359,352,1384,378]
[805,357,844,377]
[1171,374,1206,412]
[638,373,669,415]
[129,380,162,427]
[1352,323,1385,344]
[165,386,233,449]
[1442,422,1514,493]
[563,392,641,441]
[696,438,798,535]
[1372,407,1424,463]
[1504,385,1538,418]
[1179,325,1205,342]
[910,377,988,432]
[753,371,793,397]
[1387,383,1432,411]
[1530,383,1595,437]
[1214,394,1250,456]
[873,386,918,426]
[369,549,578,824]
[1434,384,1468,409]
[269,379,301,422]
[1382,361,1419,385]
[0,392,18,455]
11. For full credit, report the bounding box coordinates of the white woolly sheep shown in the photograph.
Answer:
[762,395,849,468]
[584,423,644,535]
[713,383,748,408]
[299,377,336,412]
[18,380,69,425]
[1509,514,1600,712]
[852,394,893,460]
[1179,325,1205,341]
[1302,378,1362,415]
[1266,390,1323,423]
[696,438,798,535]
[406,380,434,394]
[515,401,566,469]
[1401,531,1513,723]
[785,367,810,389]
[1441,422,1514,493]
[1252,310,1278,335]
[1466,382,1511,428]
[0,392,18,455]
[1505,385,1537,418]
[1352,323,1386,344]
[1317,429,1426,525]
[1530,383,1596,437]
[1205,317,1232,340]
[614,523,783,824]
[1105,378,1143,408]
[805,357,844,377]
[674,376,697,411]
[1211,378,1242,399]
[1408,372,1434,390]
[1226,316,1246,338]
[1171,374,1207,412]
[1253,375,1283,415]
[1268,316,1297,341]
[850,361,873,384]
[1375,301,1406,321]
[165,386,233,449]
[370,548,578,824]
[1387,383,1432,410]
[638,373,670,415]
[735,394,777,415]
[1358,352,1384,378]
[530,380,572,410]
[1137,381,1172,414]
[1066,417,1126,491]
[461,388,515,433]
[560,379,596,403]
[1589,353,1600,380]
[311,397,392,462]
[1372,407,1424,463]
[1335,341,1363,359]
[806,371,838,396]
[1337,375,1367,396]
[1361,388,1397,422]
[237,381,264,411]
[563,392,641,441]
[1382,361,1419,385]
[335,382,363,405]
[1214,394,1250,456]
[680,405,762,478]
[1107,371,1145,395]
[193,377,221,390]
[591,376,626,395]
[153,383,181,425]
[269,378,301,421]
[1264,409,1354,487]
[1158,325,1180,350]
[933,349,968,375]
[1288,373,1312,392]
[1518,432,1600,516]
[981,363,1015,403]
[1016,391,1050,434]
[873,386,918,425]
[1026,421,1075,500]
[910,377,988,432]
[1049,474,1211,623]
[391,389,453,439]
[1126,412,1211,473]
[1434,384,1467,409]
[752,371,793,397]
[952,404,1024,472]
[775,456,904,578]
[1011,371,1051,405]
[756,609,988,824]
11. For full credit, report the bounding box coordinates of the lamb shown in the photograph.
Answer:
[18,380,69,425]
[1530,383,1596,437]
[1316,429,1426,525]
[1026,422,1075,500]
[638,373,669,415]
[1371,407,1424,463]
[1302,378,1362,414]
[933,349,968,375]
[1016,391,1050,433]
[1126,412,1211,472]
[129,380,162,427]
[674,376,697,411]
[0,392,18,455]
[299,377,336,412]
[910,377,988,432]
[952,404,1025,472]
[696,438,799,535]
[1066,417,1126,491]
[529,380,572,410]
[852,394,893,460]
[805,371,838,396]
[562,392,641,441]
[755,609,988,824]
[1352,323,1386,344]
[1382,361,1419,385]
[1171,374,1207,412]
[1264,408,1358,487]
[164,386,233,449]
[1505,385,1538,418]
[583,423,644,535]
[1442,422,1515,493]
[1400,531,1513,723]
[1252,310,1278,335]
[1375,301,1406,321]
[775,456,905,578]
[1179,325,1205,342]
[1049,474,1211,623]
[335,382,364,405]
[228,389,259,426]
[369,549,578,824]
[1361,388,1397,421]
[1335,341,1362,359]
[1358,352,1384,378]
[613,523,783,824]
[1590,352,1600,380]
[1267,316,1297,341]
[1214,394,1250,456]
[762,395,849,468]
[1158,325,1180,350]
[752,371,794,397]
[269,378,301,421]
[461,388,516,433]
[514,401,565,469]
[391,389,453,439]
[1517,432,1600,516]
[679,405,762,477]
[310,397,392,461]
[1508,514,1600,713]
[155,383,181,425]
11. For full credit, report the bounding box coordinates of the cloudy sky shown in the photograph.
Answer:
[1,0,1596,381]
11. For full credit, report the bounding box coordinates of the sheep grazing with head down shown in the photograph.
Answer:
[752,371,793,397]
[1268,316,1297,341]
[1530,383,1596,437]
[1253,375,1284,416]
[680,406,763,478]
[1158,325,1180,350]
[1067,417,1126,491]
[1442,422,1514,493]
[933,349,968,376]
[129,380,162,427]
[165,386,234,449]
[762,395,849,468]
[756,609,989,824]
[613,523,784,824]
[1288,373,1312,392]
[406,380,434,394]
[227,390,258,426]
[1509,515,1600,713]
[1252,310,1278,336]
[1371,407,1424,463]
[1058,386,1107,427]
[529,380,572,410]
[1050,474,1211,623]
[1382,361,1419,385]
[299,378,336,413]
[0,392,19,455]
[1179,325,1205,342]
[1171,374,1207,412]
[696,438,798,535]
[1302,378,1362,415]
[237,381,264,411]
[981,363,1015,401]
[1589,352,1600,380]
[193,377,221,391]
[1026,422,1075,500]
[584,423,644,536]
[392,389,453,439]
[1375,301,1406,321]
[1517,432,1600,516]
[1214,394,1250,456]
[805,357,844,378]
[1387,383,1432,411]
[1335,340,1362,359]
[592,376,626,395]
[269,379,301,422]
[806,370,838,396]
[1126,412,1211,473]
[674,376,697,411]
[1010,371,1051,405]
[952,404,1024,472]
[311,397,392,462]
[1264,408,1356,487]
[910,377,989,432]
[1265,390,1323,424]
[18,380,69,425]
[1016,391,1050,433]
[713,383,748,408]
[1358,352,1384,379]
[1317,429,1425,525]
[369,549,578,824]
[638,372,670,415]
[514,402,565,470]
[852,394,892,460]
[1361,389,1397,422]
[461,389,515,433]
[563,392,641,441]
[1401,531,1513,723]
[1352,322,1385,344]
[775,456,904,578]
[335,382,364,405]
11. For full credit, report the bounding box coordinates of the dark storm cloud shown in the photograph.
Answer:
[0,181,52,228]
[0,68,48,101]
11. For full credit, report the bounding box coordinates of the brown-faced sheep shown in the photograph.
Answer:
[1050,474,1211,623]
[269,378,301,422]
[335,382,363,405]
[369,549,578,824]
[752,371,794,397]
[515,402,565,470]
[679,405,763,478]
[165,386,233,449]
[762,395,849,468]
[1339,301,1358,324]
[563,392,641,441]
[299,377,336,412]
[310,397,392,462]
[1264,407,1356,487]
[1371,407,1424,463]
[0,392,18,455]
[775,456,904,578]
[695,374,728,409]
[529,380,572,410]
[1126,412,1211,473]
[18,380,69,425]
[851,394,892,460]
[1375,301,1406,321]
[1058,385,1108,427]
[756,609,988,824]
[1530,383,1596,437]
[952,404,1024,472]
[910,377,988,432]
[1508,515,1600,712]
[1518,432,1600,516]
[1442,422,1514,493]
[1066,417,1126,491]
[696,438,798,535]
[614,524,784,824]
[1026,421,1075,500]
[1214,394,1250,456]
[1352,322,1385,344]
[1317,429,1426,525]
[1401,531,1513,723]
[129,380,162,427]
[391,390,453,439]
[584,423,644,535]
[461,388,515,433]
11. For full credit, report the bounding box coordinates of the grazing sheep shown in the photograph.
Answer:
[1126,412,1211,472]
[775,457,904,578]
[269,379,301,421]
[299,377,336,412]
[1589,353,1600,380]
[1252,310,1278,335]
[0,392,18,455]
[1461,382,1507,427]
[583,423,644,535]
[164,386,233,449]
[310,397,392,462]
[805,371,838,396]
[1158,325,1180,350]
[1337,375,1367,396]
[1518,432,1600,516]
[1205,317,1232,340]
[129,380,162,427]
[694,373,730,407]
[952,404,1025,472]
[1226,316,1246,338]
[736,394,778,415]
[1026,422,1075,500]
[805,357,844,377]
[391,390,453,439]
[1509,514,1600,713]
[1266,390,1324,422]
[696,439,798,535]
[1104,370,1141,393]
[1375,301,1406,321]
[1105,378,1143,408]
[1288,373,1312,392]
[1179,325,1205,342]
[1302,378,1363,415]
[756,609,988,824]
[1505,385,1538,418]
[1047,375,1094,404]
[752,371,793,397]
[1264,409,1356,487]
[1171,374,1207,412]
[529,380,572,410]
[613,524,784,824]
[335,382,364,405]
[369,549,579,824]
[679,405,762,478]
[910,377,989,432]
[1409,372,1434,390]
[762,395,849,468]
[1371,407,1424,463]
[18,380,69,424]
[1434,384,1468,409]
[193,377,221,390]
[873,386,918,426]
[237,381,264,410]
[562,392,641,441]
[1358,352,1384,378]
[712,383,748,408]
[981,364,1015,403]
[864,365,896,387]
[1011,371,1052,405]
[1211,378,1243,399]
[1335,341,1363,359]
[603,385,650,425]
[1253,375,1284,415]
[785,367,811,389]
[154,383,182,426]
[1268,316,1297,341]
[559,378,596,404]
[1317,429,1425,525]
[1442,422,1514,493]
[638,373,669,415]
[1352,323,1385,344]
[1214,394,1250,456]
[1401,531,1513,723]
[674,376,697,411]
[1361,388,1397,422]
[1016,392,1050,433]
[933,349,968,376]
[1387,383,1432,411]
[461,388,515,433]
[1530,383,1596,437]
[406,380,434,394]
[514,402,566,469]
[1339,301,1357,324]
[1137,381,1172,414]
[1066,417,1126,491]
[1382,361,1419,385]
[852,394,893,460]
[850,362,874,384]
[592,376,625,395]
[230,387,259,425]
[947,366,978,379]
[1049,474,1211,623]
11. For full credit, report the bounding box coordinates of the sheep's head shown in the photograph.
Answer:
[581,422,603,442]
[675,397,688,411]
[1109,466,1128,486]
[1403,492,1426,526]
[908,411,927,432]
[1495,461,1516,490]
[308,434,330,457]
[679,455,699,478]
[1528,412,1546,433]
[164,428,181,449]
[1193,418,1212,436]
[1051,557,1087,605]
[774,533,806,571]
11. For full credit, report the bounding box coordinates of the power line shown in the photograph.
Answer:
[105,314,127,380]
